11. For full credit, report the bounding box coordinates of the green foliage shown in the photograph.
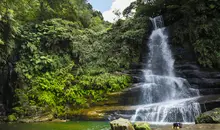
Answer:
[135,0,165,17]
[100,16,149,70]
[165,0,220,68]
[14,62,131,117]
[78,72,131,92]
[0,1,18,67]
[12,16,132,118]
[7,114,17,122]
[0,0,134,120]
[0,39,4,45]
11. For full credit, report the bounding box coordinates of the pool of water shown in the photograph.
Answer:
[1,121,220,130]
[0,121,110,130]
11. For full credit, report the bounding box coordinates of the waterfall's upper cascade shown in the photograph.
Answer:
[150,16,164,30]
[131,16,201,124]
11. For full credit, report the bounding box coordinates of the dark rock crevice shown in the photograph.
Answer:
[0,60,18,117]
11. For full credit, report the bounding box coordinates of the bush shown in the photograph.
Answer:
[7,114,17,122]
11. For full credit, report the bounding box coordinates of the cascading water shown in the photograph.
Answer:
[131,16,201,124]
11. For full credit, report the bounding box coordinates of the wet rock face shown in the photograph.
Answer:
[130,61,220,96]
[170,44,220,95]
[18,114,54,123]
[198,95,220,112]
[0,104,6,116]
[196,108,220,123]
[174,62,220,95]
[174,62,220,112]
[110,118,135,130]
[0,62,17,114]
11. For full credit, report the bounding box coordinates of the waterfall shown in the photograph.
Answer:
[131,16,201,124]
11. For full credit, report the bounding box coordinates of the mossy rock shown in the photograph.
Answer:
[134,122,151,130]
[7,114,17,122]
[110,118,135,130]
[196,108,220,123]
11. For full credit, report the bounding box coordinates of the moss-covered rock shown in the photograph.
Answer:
[134,122,151,130]
[196,108,220,123]
[110,118,135,130]
[7,114,17,122]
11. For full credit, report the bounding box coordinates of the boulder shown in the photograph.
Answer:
[110,118,135,130]
[196,108,220,123]
[134,122,151,130]
[7,114,17,122]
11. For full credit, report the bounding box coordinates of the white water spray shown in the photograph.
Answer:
[131,16,201,124]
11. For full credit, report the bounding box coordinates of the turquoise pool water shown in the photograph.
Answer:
[0,121,110,130]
